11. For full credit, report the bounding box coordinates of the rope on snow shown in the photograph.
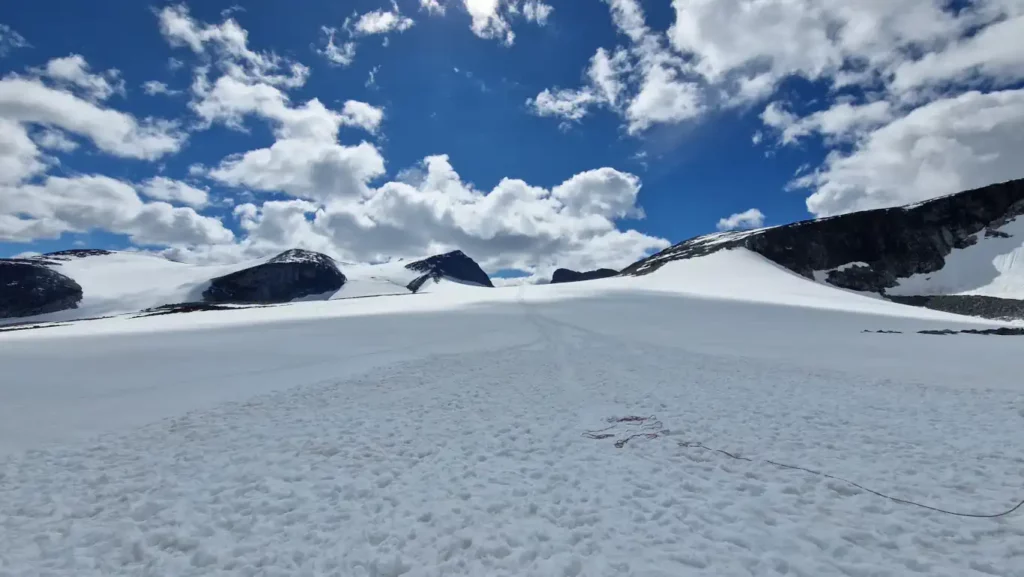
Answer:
[582,415,1024,519]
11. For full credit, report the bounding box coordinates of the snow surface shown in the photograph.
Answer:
[888,216,1024,298]
[2,249,1024,576]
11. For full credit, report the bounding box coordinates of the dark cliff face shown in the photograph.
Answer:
[550,268,619,284]
[203,249,346,304]
[44,249,114,259]
[0,261,83,319]
[405,250,493,292]
[622,178,1024,294]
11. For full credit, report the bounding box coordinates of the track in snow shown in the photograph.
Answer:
[2,294,1024,576]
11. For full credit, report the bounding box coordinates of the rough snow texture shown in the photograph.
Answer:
[2,291,1024,573]
[550,268,619,284]
[2,251,1024,576]
[624,178,1024,299]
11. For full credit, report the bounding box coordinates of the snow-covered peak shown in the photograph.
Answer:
[265,249,336,266]
[623,178,1024,306]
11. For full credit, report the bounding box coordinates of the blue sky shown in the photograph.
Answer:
[1,0,1022,279]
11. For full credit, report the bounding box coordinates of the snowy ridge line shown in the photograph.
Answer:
[673,441,1024,519]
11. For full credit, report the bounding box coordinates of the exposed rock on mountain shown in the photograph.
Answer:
[0,261,83,319]
[550,268,619,284]
[405,250,493,292]
[44,249,114,260]
[203,249,346,304]
[887,295,1024,321]
[623,179,1024,298]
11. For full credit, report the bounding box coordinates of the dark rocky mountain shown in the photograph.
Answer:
[621,178,1024,319]
[405,250,494,292]
[0,261,83,319]
[624,179,1024,291]
[203,249,347,304]
[550,268,619,284]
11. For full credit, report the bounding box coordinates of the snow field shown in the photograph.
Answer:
[2,294,1023,576]
[4,252,484,326]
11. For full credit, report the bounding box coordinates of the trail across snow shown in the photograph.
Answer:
[3,250,1024,576]
[3,283,1024,576]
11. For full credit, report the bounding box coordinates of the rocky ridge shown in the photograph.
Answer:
[622,178,1024,318]
[0,261,83,319]
[203,250,347,304]
[405,250,494,292]
[550,268,620,284]
[0,248,497,321]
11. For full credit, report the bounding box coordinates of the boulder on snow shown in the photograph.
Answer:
[405,250,493,292]
[622,178,1024,295]
[203,249,346,304]
[550,268,619,284]
[0,261,83,319]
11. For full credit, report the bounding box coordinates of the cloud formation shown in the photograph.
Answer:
[717,208,765,231]
[183,154,668,276]
[0,10,665,276]
[530,0,1024,221]
[527,0,703,134]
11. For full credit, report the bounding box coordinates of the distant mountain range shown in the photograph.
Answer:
[4,178,1024,322]
[0,249,493,321]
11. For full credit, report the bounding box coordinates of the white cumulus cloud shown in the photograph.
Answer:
[0,75,185,160]
[0,175,232,246]
[717,208,765,231]
[420,0,446,15]
[796,89,1024,217]
[142,80,181,96]
[351,4,415,36]
[35,54,124,101]
[140,176,210,208]
[528,0,703,134]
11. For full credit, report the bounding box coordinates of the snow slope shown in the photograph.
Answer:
[329,259,491,300]
[539,249,974,321]
[19,251,256,321]
[2,249,988,338]
[2,249,1022,576]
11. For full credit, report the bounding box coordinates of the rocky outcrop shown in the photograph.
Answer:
[405,250,493,292]
[0,261,83,319]
[919,327,1024,336]
[203,249,346,304]
[623,178,1024,295]
[133,302,268,318]
[887,295,1024,321]
[44,249,113,259]
[550,268,619,284]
